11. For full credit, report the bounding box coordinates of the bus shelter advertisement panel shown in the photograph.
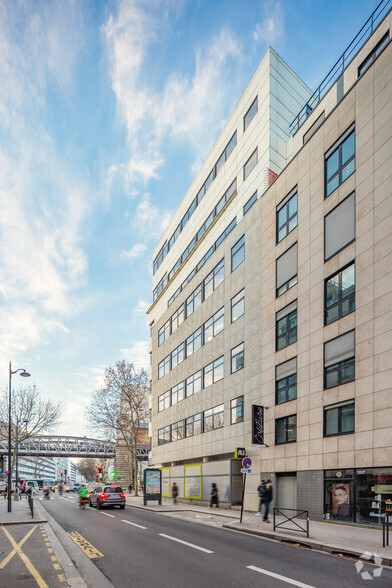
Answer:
[145,470,161,496]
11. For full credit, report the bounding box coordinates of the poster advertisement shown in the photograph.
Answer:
[145,470,161,496]
[332,483,350,516]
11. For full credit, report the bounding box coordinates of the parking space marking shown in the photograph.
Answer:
[247,566,315,587]
[121,520,147,529]
[1,526,49,588]
[99,512,115,518]
[67,531,104,559]
[159,533,214,554]
[0,525,37,569]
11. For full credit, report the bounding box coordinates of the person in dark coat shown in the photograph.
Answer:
[172,482,179,505]
[262,479,273,522]
[255,480,266,516]
[210,483,219,508]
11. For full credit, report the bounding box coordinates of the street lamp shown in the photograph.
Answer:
[8,362,30,513]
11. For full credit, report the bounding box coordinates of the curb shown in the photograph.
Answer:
[37,502,114,588]
[222,522,392,567]
[126,503,238,520]
[0,518,47,526]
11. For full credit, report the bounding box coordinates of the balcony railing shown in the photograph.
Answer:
[290,0,392,135]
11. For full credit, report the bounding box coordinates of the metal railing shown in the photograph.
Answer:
[273,507,309,537]
[290,0,392,135]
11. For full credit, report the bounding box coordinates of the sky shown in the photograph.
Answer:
[0,0,378,437]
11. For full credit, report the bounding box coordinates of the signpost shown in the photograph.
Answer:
[240,457,252,523]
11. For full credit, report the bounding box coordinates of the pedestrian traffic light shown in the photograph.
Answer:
[111,471,116,478]
[98,465,102,472]
[95,473,99,478]
[60,471,63,476]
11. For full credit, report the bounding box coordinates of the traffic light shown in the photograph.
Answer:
[111,471,116,478]
[95,473,99,478]
[98,465,102,472]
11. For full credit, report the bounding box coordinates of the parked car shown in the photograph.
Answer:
[20,481,39,494]
[89,486,126,509]
[72,483,82,492]
[63,484,73,492]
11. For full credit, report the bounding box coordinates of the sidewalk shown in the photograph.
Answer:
[125,494,392,566]
[0,495,46,525]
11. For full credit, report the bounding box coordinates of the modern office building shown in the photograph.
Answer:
[148,3,392,523]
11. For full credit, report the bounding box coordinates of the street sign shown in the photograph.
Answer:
[235,447,246,459]
[242,457,252,469]
[241,468,252,474]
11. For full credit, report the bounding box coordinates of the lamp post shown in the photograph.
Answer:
[15,418,29,499]
[8,362,30,513]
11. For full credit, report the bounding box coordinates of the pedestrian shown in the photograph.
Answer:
[128,484,133,494]
[59,483,63,496]
[210,483,219,508]
[43,486,50,500]
[172,482,178,505]
[262,479,273,523]
[255,479,265,516]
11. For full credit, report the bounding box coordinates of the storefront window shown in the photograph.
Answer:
[324,468,392,525]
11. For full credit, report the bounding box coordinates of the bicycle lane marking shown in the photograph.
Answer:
[67,531,104,559]
[1,525,49,588]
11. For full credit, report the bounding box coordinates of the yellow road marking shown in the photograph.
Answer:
[67,531,104,559]
[58,573,66,582]
[1,526,49,588]
[51,555,57,561]
[0,525,37,569]
[47,548,53,553]
[53,562,61,570]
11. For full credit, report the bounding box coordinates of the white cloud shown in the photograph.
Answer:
[134,300,150,314]
[120,341,149,371]
[121,243,147,261]
[253,1,285,46]
[133,195,172,239]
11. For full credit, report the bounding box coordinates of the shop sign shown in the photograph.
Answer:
[367,474,392,484]
[251,405,264,445]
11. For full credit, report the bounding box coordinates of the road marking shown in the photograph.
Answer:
[67,531,104,559]
[58,573,66,582]
[53,563,61,570]
[1,526,49,588]
[99,512,115,518]
[158,533,213,554]
[0,525,37,569]
[121,520,147,529]
[247,566,316,588]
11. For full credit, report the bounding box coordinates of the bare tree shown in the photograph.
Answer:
[0,384,61,474]
[86,360,149,496]
[76,458,101,483]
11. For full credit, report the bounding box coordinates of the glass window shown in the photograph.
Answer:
[186,327,202,357]
[158,355,170,379]
[231,235,245,272]
[276,243,298,297]
[204,356,224,388]
[158,319,171,346]
[171,342,185,370]
[186,285,202,318]
[231,342,244,373]
[275,415,297,444]
[231,396,244,424]
[325,262,355,324]
[186,370,202,397]
[324,331,355,389]
[204,259,224,299]
[244,96,258,131]
[204,308,224,343]
[225,132,237,159]
[231,289,245,322]
[358,32,390,77]
[276,303,297,351]
[171,420,185,441]
[171,381,185,406]
[277,191,297,243]
[325,129,355,197]
[243,191,257,215]
[203,404,224,432]
[244,148,258,180]
[276,357,297,404]
[158,425,170,445]
[324,402,355,436]
[158,390,171,412]
[171,304,185,334]
[186,413,202,437]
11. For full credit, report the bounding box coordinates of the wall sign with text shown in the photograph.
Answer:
[251,405,264,445]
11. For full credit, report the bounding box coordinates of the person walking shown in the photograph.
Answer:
[255,479,266,516]
[172,482,178,505]
[210,483,219,508]
[262,479,273,522]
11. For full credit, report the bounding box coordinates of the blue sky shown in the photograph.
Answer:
[0,0,377,436]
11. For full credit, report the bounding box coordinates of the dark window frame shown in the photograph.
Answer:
[231,342,245,374]
[324,261,355,325]
[275,414,297,445]
[243,191,257,215]
[276,306,297,351]
[158,425,171,446]
[358,31,390,77]
[243,148,258,180]
[324,191,356,261]
[325,127,355,198]
[230,396,244,424]
[231,235,245,272]
[276,189,298,243]
[324,330,355,390]
[243,96,258,131]
[231,289,245,323]
[275,373,297,405]
[324,401,355,437]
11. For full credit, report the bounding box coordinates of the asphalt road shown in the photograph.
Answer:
[41,494,392,588]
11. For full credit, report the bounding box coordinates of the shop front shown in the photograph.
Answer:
[324,467,392,524]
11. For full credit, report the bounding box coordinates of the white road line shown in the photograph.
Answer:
[121,520,147,529]
[99,512,115,518]
[159,533,213,554]
[247,566,316,588]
